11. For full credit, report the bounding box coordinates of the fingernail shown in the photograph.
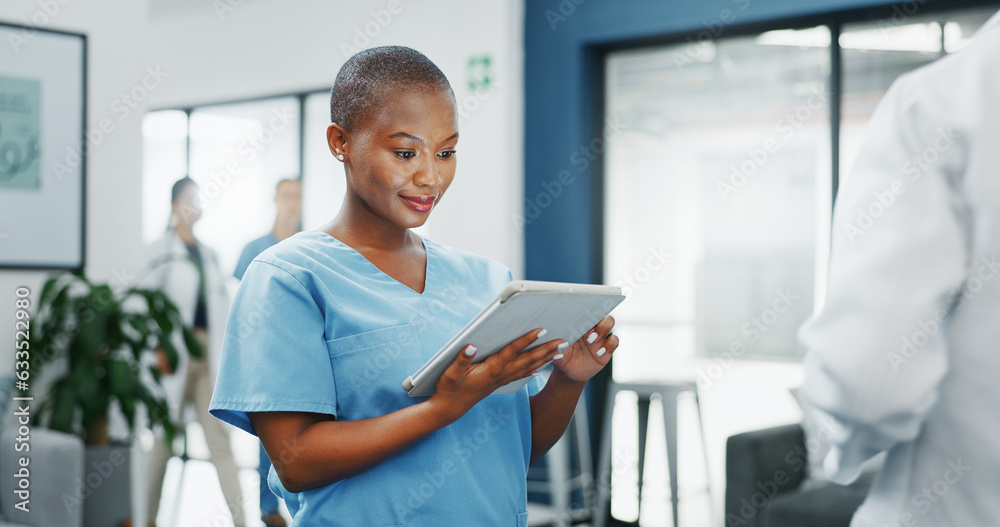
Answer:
[557,342,570,350]
[532,371,542,376]
[596,347,607,357]
[537,329,548,338]
[587,332,598,344]
[553,353,564,360]
[465,345,477,357]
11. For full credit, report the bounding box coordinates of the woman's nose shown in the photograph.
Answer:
[413,155,442,187]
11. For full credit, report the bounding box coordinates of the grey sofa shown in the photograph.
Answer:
[725,424,873,527]
[0,427,85,527]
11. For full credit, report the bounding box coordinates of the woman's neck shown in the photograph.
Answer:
[325,199,416,253]
[174,224,197,245]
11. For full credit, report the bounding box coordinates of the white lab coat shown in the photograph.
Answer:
[799,10,1000,527]
[140,231,232,423]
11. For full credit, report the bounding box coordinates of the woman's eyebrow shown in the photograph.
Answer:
[387,132,459,143]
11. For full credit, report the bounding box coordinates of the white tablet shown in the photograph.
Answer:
[402,280,625,397]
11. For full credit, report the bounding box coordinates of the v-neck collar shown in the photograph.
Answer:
[313,230,431,296]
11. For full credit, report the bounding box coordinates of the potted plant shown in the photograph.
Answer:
[28,271,202,527]
[30,270,202,444]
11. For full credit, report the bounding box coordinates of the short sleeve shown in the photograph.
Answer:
[210,260,336,435]
[526,374,545,397]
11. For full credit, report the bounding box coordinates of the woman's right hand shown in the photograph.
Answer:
[428,328,564,423]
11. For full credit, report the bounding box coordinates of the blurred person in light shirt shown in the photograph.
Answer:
[799,9,1000,527]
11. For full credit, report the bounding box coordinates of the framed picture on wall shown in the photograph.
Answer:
[0,22,86,270]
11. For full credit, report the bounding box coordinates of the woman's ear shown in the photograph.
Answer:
[327,123,348,162]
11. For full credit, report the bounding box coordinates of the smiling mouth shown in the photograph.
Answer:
[400,195,436,213]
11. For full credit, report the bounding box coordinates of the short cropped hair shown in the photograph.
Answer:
[330,46,453,132]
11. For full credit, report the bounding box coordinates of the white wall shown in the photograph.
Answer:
[0,0,526,365]
[0,0,151,376]
[145,0,526,276]
[0,3,524,524]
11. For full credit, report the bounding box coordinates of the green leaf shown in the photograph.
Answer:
[148,364,162,384]
[107,359,134,397]
[160,337,180,373]
[126,316,153,353]
[49,389,78,435]
[182,327,204,359]
[74,309,107,363]
[29,271,199,442]
[119,396,136,430]
[48,280,73,316]
[31,397,52,427]
[38,275,62,308]
[139,386,176,444]
[70,365,102,421]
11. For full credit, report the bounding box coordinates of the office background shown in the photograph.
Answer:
[1,0,997,525]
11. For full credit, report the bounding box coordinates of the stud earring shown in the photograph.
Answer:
[337,154,344,161]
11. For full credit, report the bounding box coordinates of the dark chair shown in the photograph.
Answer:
[725,424,873,527]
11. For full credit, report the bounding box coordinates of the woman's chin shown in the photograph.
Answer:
[392,214,431,230]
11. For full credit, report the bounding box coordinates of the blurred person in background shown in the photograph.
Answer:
[799,10,1000,527]
[143,176,245,527]
[233,177,302,527]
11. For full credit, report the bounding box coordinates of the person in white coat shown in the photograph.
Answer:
[799,10,1000,527]
[143,177,245,527]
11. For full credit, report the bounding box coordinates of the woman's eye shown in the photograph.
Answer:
[395,151,416,160]
[438,150,456,160]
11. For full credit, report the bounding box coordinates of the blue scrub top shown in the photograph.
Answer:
[210,230,542,526]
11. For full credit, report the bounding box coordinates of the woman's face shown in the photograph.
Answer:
[172,183,202,227]
[330,87,459,230]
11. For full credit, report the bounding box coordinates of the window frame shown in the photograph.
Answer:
[595,0,1000,364]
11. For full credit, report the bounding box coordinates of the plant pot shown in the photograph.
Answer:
[82,444,132,527]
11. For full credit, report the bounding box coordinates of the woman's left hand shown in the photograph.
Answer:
[551,315,618,382]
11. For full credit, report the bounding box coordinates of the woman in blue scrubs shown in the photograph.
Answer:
[210,46,619,526]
